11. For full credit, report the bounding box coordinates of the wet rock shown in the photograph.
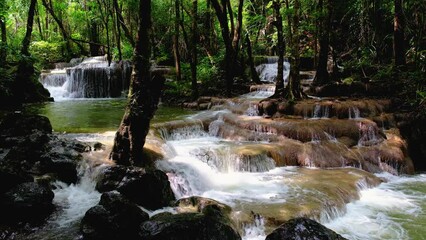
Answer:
[96,165,147,192]
[96,166,175,210]
[0,113,52,138]
[118,169,175,210]
[266,217,347,240]
[93,142,105,151]
[0,114,89,187]
[258,99,277,118]
[0,182,54,224]
[140,206,241,240]
[175,196,232,215]
[80,191,149,240]
[0,166,34,194]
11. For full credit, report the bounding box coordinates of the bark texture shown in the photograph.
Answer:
[110,0,165,167]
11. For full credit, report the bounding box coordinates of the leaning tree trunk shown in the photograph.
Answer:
[393,0,406,67]
[110,0,165,167]
[113,0,135,47]
[41,0,87,56]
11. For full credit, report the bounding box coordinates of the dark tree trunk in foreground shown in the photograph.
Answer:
[393,0,406,67]
[313,0,331,86]
[272,1,285,97]
[110,0,165,167]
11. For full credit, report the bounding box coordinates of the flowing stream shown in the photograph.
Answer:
[26,58,426,240]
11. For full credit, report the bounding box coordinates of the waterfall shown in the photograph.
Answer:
[349,107,361,119]
[255,57,290,83]
[39,56,132,100]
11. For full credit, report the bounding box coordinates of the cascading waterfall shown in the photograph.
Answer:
[349,107,361,119]
[256,57,291,83]
[311,104,330,119]
[39,56,132,100]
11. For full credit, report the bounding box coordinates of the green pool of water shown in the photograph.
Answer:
[25,99,194,133]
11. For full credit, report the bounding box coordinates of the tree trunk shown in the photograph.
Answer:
[89,21,101,56]
[115,10,122,61]
[210,0,244,96]
[14,0,44,104]
[272,1,285,98]
[41,0,87,56]
[190,0,199,100]
[35,4,44,40]
[246,35,261,84]
[173,0,182,81]
[110,0,165,167]
[113,0,135,47]
[21,0,37,56]
[284,0,302,100]
[313,0,330,86]
[0,16,6,65]
[394,0,405,67]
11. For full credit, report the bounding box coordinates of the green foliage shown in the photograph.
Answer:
[29,41,65,68]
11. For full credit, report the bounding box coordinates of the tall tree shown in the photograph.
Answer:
[110,0,165,167]
[272,0,285,97]
[173,0,182,81]
[113,0,135,47]
[312,0,331,86]
[394,0,406,66]
[41,0,87,56]
[283,0,302,100]
[210,0,244,95]
[190,0,199,99]
[14,0,50,104]
[0,0,7,66]
[21,0,37,57]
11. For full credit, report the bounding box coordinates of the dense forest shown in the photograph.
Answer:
[1,0,426,239]
[0,0,425,103]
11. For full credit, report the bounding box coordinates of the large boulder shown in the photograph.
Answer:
[139,205,241,240]
[96,166,175,210]
[80,191,149,240]
[0,182,54,223]
[0,113,52,138]
[95,165,147,192]
[0,113,91,186]
[118,169,175,210]
[265,218,347,240]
